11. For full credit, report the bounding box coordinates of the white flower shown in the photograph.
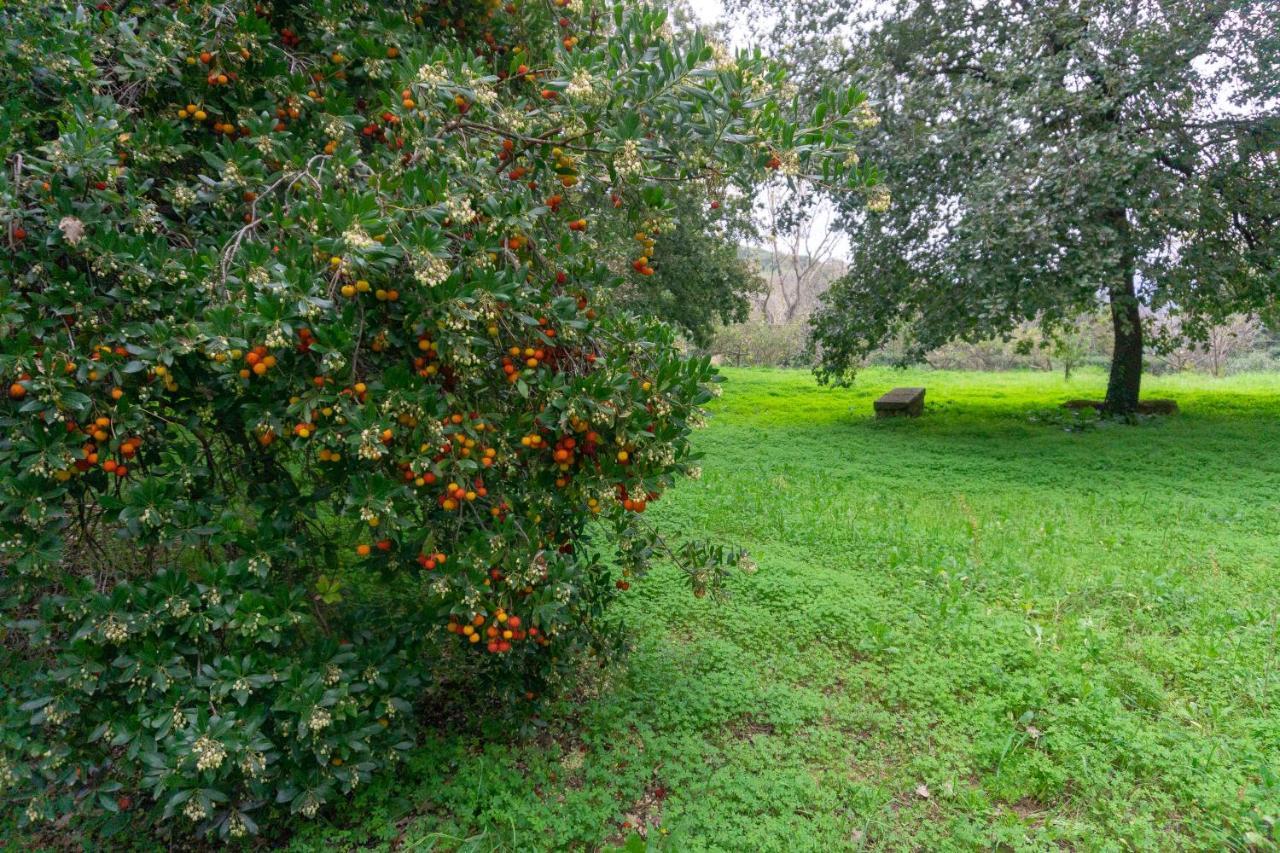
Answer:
[321,115,349,139]
[614,140,643,178]
[710,41,736,72]
[170,184,197,208]
[265,326,289,348]
[342,225,378,250]
[414,253,451,287]
[182,797,207,822]
[443,194,475,224]
[101,616,129,644]
[854,102,881,130]
[308,706,332,733]
[321,351,346,373]
[418,63,448,86]
[246,265,270,287]
[240,751,267,780]
[866,185,891,213]
[357,428,385,461]
[566,68,604,103]
[299,793,320,818]
[192,735,226,772]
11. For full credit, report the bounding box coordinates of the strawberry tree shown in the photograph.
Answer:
[0,0,874,840]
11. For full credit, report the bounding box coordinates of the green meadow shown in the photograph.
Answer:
[301,367,1280,851]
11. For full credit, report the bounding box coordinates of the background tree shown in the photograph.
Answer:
[614,188,763,346]
[1050,313,1115,381]
[1150,312,1266,375]
[755,185,846,324]
[730,0,1280,413]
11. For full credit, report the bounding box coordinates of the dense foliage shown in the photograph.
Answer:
[730,0,1280,412]
[622,191,763,347]
[0,0,873,840]
[302,368,1280,850]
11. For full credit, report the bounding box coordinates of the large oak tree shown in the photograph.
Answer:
[731,0,1279,412]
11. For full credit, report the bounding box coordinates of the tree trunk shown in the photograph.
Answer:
[1103,269,1143,415]
[1101,205,1142,415]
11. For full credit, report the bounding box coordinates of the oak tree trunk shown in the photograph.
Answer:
[1104,269,1143,415]
[1101,207,1142,415]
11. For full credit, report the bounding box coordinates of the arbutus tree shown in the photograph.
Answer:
[0,0,875,840]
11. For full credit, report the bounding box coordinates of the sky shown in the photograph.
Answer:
[686,0,725,24]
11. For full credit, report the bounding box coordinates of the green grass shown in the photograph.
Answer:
[303,367,1280,851]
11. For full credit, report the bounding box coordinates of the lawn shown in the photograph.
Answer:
[299,367,1280,851]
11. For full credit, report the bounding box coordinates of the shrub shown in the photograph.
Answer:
[0,0,871,840]
[708,320,810,367]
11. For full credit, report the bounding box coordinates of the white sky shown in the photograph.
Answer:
[686,0,725,24]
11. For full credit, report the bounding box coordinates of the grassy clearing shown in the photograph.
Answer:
[303,367,1280,851]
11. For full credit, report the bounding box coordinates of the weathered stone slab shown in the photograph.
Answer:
[874,387,925,418]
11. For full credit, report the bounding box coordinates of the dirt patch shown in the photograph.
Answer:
[726,713,777,741]
[602,775,670,846]
[1007,795,1048,827]
[1062,398,1179,415]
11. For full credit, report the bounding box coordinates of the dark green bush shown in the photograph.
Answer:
[0,0,870,839]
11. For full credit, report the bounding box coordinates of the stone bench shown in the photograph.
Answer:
[874,387,925,418]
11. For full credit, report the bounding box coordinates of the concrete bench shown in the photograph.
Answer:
[874,387,925,418]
